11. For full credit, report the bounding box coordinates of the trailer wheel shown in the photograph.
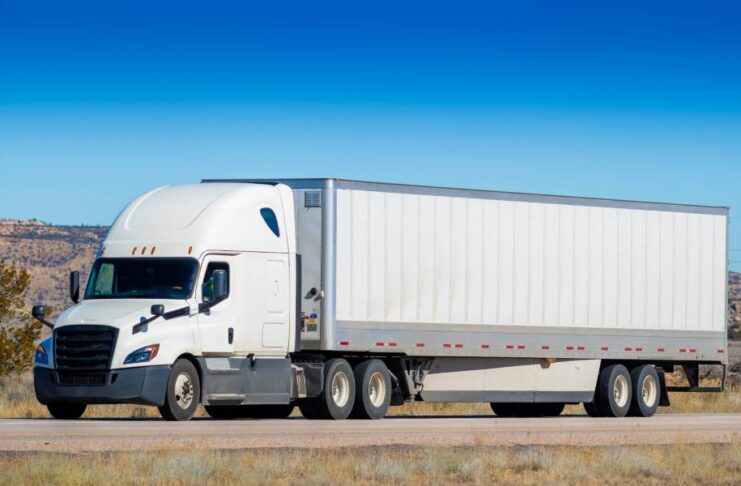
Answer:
[350,359,392,419]
[301,358,355,420]
[628,365,660,417]
[47,403,87,420]
[596,364,632,417]
[158,359,200,421]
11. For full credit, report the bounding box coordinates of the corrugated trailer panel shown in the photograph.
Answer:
[333,184,727,362]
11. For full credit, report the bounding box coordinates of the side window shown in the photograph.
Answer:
[202,262,229,303]
[260,208,280,237]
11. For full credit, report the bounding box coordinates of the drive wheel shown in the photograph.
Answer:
[47,403,87,420]
[301,358,355,420]
[596,364,632,417]
[351,359,391,419]
[159,359,200,421]
[628,365,660,417]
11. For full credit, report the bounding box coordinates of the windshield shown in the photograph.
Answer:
[84,258,199,300]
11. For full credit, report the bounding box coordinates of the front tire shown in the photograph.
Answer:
[300,358,355,420]
[159,359,200,421]
[350,359,391,419]
[628,365,660,417]
[47,403,86,420]
[596,364,632,417]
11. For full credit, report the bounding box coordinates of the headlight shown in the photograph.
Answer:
[34,344,48,365]
[124,344,160,364]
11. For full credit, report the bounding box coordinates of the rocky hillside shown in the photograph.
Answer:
[0,220,107,317]
[1,219,740,334]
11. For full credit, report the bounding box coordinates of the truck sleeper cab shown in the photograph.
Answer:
[32,179,729,421]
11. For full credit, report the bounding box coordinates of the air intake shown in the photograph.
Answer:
[54,325,118,372]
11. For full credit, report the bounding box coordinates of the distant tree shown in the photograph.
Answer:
[0,260,41,376]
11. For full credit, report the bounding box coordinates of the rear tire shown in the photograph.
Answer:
[596,364,632,418]
[47,403,87,420]
[490,403,520,417]
[300,358,355,420]
[158,359,200,421]
[628,365,660,417]
[350,359,391,419]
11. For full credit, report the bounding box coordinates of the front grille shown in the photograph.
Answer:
[54,325,118,372]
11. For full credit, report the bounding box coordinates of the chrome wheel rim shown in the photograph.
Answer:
[174,372,194,409]
[614,374,629,408]
[368,371,386,408]
[331,371,350,408]
[642,374,658,407]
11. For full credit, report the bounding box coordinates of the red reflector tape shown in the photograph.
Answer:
[566,346,574,350]
[388,342,398,347]
[625,347,633,351]
[657,348,665,352]
[443,344,452,348]
[339,341,349,346]
[541,345,550,350]
[689,348,697,353]
[577,346,585,351]
[517,345,526,350]
[679,348,687,353]
[506,345,514,349]
[601,346,609,351]
[718,349,725,353]
[480,344,490,349]
[416,343,425,348]
[454,344,463,348]
[375,342,384,347]
[635,347,643,352]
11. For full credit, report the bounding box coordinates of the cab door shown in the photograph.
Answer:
[197,255,236,354]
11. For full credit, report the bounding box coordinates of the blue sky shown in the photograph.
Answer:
[1,1,740,269]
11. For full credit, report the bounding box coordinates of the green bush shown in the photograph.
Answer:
[0,261,41,377]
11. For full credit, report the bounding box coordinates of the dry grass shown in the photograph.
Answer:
[2,371,741,419]
[1,443,741,485]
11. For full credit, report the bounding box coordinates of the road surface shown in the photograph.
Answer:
[1,414,739,452]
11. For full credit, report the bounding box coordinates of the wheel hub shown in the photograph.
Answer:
[174,372,194,409]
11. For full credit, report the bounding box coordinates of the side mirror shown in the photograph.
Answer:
[32,305,46,318]
[31,305,54,329]
[70,271,80,303]
[150,304,165,317]
[212,269,228,301]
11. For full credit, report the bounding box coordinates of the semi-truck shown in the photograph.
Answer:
[31,179,729,421]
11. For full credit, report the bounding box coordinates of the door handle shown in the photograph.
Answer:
[228,327,234,345]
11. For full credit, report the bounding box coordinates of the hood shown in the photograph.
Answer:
[55,299,188,330]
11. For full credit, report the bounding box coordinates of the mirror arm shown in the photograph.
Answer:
[32,314,54,329]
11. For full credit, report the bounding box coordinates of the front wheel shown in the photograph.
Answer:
[47,402,87,420]
[159,359,200,421]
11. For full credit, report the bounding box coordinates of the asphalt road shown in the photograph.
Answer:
[1,414,739,452]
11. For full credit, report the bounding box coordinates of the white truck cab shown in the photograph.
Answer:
[34,183,302,420]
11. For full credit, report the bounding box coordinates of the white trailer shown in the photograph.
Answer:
[32,179,729,420]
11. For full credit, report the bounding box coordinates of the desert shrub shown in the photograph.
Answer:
[0,261,41,377]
